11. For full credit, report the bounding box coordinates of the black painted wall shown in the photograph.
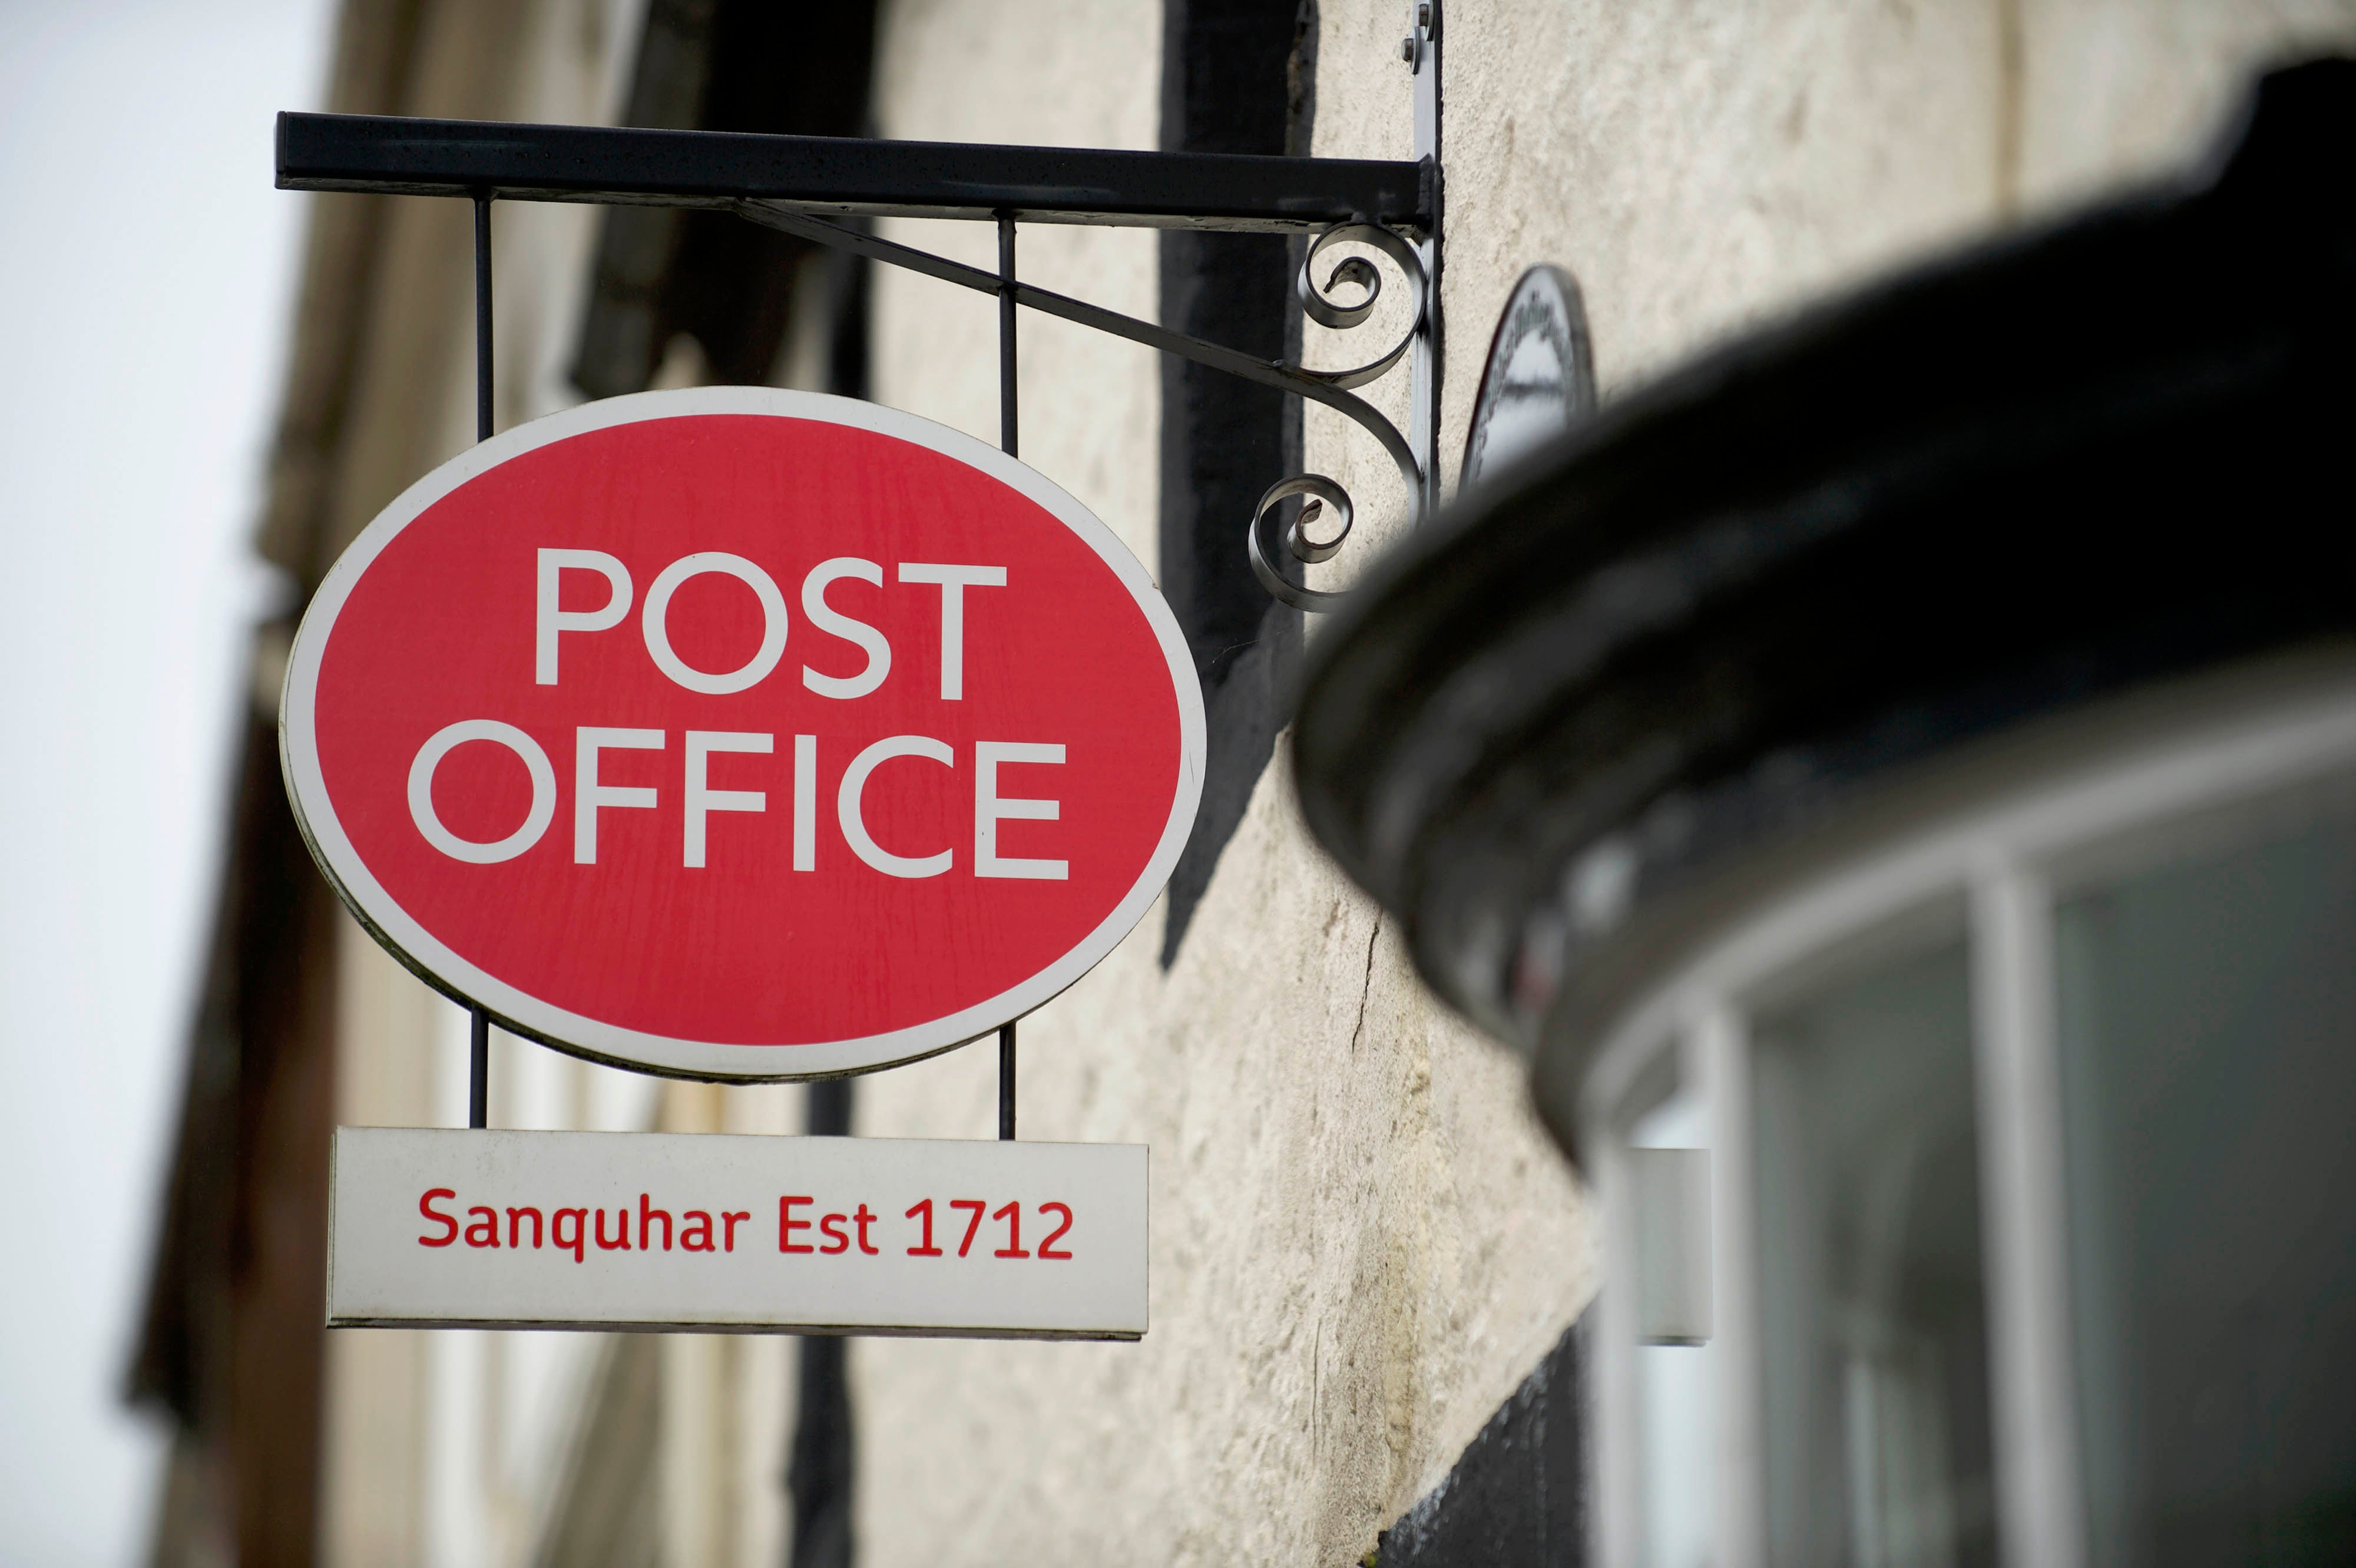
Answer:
[1157,0,1318,962]
[786,179,871,1568]
[571,0,877,396]
[1375,1315,1591,1567]
[790,1079,857,1568]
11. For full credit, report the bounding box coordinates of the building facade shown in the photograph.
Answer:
[131,2,2356,1566]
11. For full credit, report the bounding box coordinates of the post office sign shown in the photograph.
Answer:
[281,389,1205,1079]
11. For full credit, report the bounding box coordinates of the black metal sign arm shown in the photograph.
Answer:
[277,110,1435,613]
[276,111,1431,234]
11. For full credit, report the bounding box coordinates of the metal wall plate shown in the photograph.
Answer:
[1462,263,1595,490]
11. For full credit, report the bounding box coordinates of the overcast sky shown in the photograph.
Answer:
[0,2,332,1561]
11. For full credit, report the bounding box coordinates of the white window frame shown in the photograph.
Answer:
[1578,663,2356,1568]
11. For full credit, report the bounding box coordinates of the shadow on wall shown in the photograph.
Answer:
[1157,0,1318,964]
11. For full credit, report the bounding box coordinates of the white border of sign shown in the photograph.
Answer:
[281,388,1206,1081]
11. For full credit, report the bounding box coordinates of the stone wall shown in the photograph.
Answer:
[852,4,1591,1565]
[846,2,2355,1565]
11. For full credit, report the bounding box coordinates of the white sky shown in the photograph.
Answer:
[0,2,333,1562]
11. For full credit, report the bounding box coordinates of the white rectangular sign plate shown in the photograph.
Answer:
[329,1127,1147,1339]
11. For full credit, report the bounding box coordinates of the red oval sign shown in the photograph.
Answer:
[282,389,1205,1078]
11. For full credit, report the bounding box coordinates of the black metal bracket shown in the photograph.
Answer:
[277,110,1430,233]
[729,199,1427,608]
[275,0,1442,616]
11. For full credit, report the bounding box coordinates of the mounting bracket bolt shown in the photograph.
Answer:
[1403,2,1432,67]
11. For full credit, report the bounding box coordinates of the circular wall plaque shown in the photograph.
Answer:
[1461,264,1597,489]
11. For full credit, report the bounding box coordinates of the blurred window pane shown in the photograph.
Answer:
[1630,1089,1716,1568]
[1753,943,1997,1568]
[2056,808,2356,1568]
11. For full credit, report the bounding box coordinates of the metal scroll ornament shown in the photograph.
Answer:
[721,202,1429,615]
[1248,222,1429,614]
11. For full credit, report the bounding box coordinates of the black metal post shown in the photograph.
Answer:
[997,1020,1017,1142]
[468,1008,489,1130]
[473,193,494,444]
[469,190,493,1130]
[277,111,1431,235]
[997,212,1018,1141]
[997,214,1018,458]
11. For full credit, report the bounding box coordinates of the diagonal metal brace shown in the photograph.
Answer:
[735,201,1421,494]
[733,201,1424,611]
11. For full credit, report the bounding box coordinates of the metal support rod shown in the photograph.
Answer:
[997,215,1018,458]
[277,111,1431,236]
[469,189,493,1129]
[997,213,1019,1141]
[1407,0,1444,518]
[998,1021,1017,1142]
[473,193,494,444]
[469,1008,489,1130]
